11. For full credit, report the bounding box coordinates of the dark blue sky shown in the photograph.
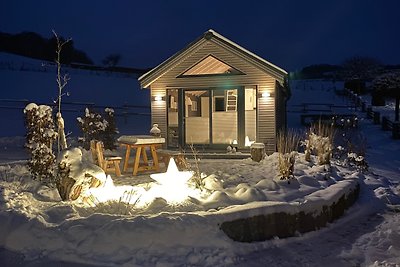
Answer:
[1,0,400,71]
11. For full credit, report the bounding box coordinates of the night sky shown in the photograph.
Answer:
[1,0,400,71]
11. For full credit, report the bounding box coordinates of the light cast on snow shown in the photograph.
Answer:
[148,158,197,204]
[84,158,198,207]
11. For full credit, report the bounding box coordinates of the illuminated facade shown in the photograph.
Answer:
[139,29,289,153]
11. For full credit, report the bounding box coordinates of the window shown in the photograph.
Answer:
[179,55,244,77]
[214,96,225,111]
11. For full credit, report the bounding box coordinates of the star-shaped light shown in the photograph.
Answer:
[149,158,195,204]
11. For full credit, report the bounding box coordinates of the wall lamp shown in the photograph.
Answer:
[258,92,272,98]
[152,95,165,101]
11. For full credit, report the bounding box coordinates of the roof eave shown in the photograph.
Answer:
[138,29,288,88]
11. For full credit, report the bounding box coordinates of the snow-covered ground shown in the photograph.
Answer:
[1,62,400,266]
[0,52,151,137]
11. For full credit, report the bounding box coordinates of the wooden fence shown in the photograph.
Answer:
[342,89,400,139]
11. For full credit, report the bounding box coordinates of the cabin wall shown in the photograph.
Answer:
[150,86,167,141]
[257,83,276,153]
[149,39,278,152]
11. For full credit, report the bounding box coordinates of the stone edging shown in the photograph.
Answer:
[220,178,360,242]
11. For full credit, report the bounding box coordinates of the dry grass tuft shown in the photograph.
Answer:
[277,130,300,180]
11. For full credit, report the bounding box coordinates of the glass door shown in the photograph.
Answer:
[167,88,241,148]
[184,90,210,145]
[167,89,179,148]
[212,89,238,145]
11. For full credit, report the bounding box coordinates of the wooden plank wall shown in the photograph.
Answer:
[149,39,277,151]
[150,87,167,140]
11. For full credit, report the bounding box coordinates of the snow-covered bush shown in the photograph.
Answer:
[347,152,369,172]
[24,103,58,184]
[277,130,299,180]
[102,108,119,150]
[56,147,106,201]
[333,132,368,172]
[372,71,400,121]
[77,107,118,150]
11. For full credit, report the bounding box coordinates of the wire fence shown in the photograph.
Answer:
[0,99,151,137]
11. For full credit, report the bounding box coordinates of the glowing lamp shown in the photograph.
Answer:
[261,92,271,98]
[245,135,254,147]
[152,95,165,101]
[149,158,195,204]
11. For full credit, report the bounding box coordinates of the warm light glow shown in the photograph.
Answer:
[149,158,196,204]
[261,92,271,98]
[154,95,163,101]
[232,139,238,145]
[85,175,144,206]
[245,136,255,147]
[84,159,199,208]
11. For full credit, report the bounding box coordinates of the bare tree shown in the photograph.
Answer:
[372,72,400,121]
[53,30,71,152]
[341,56,382,81]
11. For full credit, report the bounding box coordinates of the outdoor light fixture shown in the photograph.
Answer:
[260,92,271,98]
[152,95,165,101]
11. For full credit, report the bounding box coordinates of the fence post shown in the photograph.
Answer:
[393,122,400,139]
[366,106,372,119]
[373,111,380,124]
[361,101,366,112]
[382,116,389,131]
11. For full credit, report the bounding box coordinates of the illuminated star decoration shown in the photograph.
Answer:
[149,158,195,204]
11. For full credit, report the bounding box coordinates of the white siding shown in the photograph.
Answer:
[149,39,278,152]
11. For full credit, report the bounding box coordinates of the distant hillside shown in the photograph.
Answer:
[0,31,93,64]
[0,52,151,137]
[292,63,400,80]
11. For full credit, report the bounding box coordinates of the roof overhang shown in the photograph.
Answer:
[138,29,288,89]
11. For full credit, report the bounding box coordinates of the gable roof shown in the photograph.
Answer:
[138,29,288,88]
[179,54,245,77]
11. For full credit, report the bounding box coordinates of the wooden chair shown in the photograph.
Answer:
[90,140,99,165]
[95,140,122,176]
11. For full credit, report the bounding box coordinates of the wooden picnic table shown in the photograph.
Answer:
[117,135,165,175]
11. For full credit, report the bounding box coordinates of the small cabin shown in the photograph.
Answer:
[138,29,289,153]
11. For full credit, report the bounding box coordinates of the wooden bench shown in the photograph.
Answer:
[157,149,186,169]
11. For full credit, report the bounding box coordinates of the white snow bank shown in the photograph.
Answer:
[0,151,369,266]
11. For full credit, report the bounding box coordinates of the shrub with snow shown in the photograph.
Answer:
[77,107,118,150]
[333,133,368,172]
[24,103,57,184]
[56,147,106,201]
[102,108,119,149]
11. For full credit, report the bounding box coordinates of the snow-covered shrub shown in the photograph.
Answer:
[102,108,119,150]
[77,107,118,150]
[277,130,299,180]
[56,147,106,201]
[347,152,369,172]
[24,103,58,184]
[333,131,368,172]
